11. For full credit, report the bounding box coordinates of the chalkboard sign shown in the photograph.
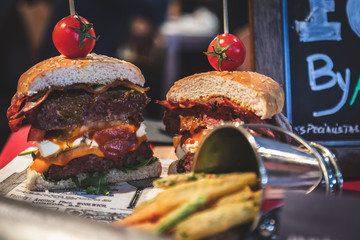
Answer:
[250,0,360,179]
[283,0,360,146]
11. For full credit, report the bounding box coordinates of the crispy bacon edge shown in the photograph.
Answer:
[157,98,251,111]
[7,81,149,132]
[157,98,275,139]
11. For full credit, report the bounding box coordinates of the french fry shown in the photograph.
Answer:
[155,172,257,211]
[133,198,154,213]
[153,172,221,189]
[251,190,263,206]
[174,201,259,240]
[117,172,257,226]
[155,195,207,235]
[116,202,161,226]
[215,187,263,206]
[214,186,253,206]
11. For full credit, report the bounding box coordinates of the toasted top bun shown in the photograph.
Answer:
[17,53,145,97]
[166,71,284,119]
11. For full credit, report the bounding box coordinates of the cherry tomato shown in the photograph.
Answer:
[52,14,99,58]
[204,33,246,71]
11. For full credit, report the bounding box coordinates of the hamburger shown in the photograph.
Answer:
[158,71,294,174]
[7,53,161,191]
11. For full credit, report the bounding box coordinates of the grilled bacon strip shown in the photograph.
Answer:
[158,97,275,139]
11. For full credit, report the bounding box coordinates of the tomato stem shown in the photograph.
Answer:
[204,35,234,71]
[68,13,100,49]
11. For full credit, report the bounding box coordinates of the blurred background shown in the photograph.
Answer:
[0,0,251,150]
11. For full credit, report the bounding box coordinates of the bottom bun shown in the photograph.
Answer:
[167,160,179,175]
[26,160,162,191]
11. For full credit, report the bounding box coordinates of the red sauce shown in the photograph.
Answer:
[94,124,146,159]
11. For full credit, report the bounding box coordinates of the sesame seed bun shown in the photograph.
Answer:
[166,71,284,119]
[17,53,145,97]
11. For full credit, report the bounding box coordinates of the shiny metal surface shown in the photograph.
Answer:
[309,142,343,195]
[192,124,343,198]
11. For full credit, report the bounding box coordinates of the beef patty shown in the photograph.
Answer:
[28,86,150,131]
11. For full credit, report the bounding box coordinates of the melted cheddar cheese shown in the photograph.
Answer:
[31,123,148,173]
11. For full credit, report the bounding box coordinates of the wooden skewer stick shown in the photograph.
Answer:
[69,0,75,15]
[223,0,229,34]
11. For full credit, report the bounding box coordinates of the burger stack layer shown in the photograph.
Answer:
[158,71,295,174]
[7,53,161,190]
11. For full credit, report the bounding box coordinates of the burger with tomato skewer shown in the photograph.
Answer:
[158,34,294,174]
[6,14,161,193]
